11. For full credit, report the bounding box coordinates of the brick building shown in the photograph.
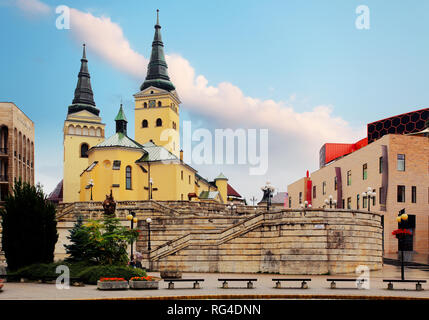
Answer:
[288,109,429,261]
[0,102,35,200]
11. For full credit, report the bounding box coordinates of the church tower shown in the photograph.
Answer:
[63,44,105,203]
[134,10,181,157]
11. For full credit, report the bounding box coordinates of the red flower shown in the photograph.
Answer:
[392,229,412,236]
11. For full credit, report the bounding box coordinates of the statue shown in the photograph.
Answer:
[102,190,116,216]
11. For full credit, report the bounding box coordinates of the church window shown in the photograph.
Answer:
[75,126,82,135]
[89,127,95,136]
[156,118,162,127]
[158,101,162,107]
[96,128,101,137]
[149,100,156,108]
[181,170,183,180]
[83,126,88,136]
[142,119,148,128]
[144,102,147,108]
[68,125,75,134]
[113,160,121,170]
[80,143,89,158]
[126,166,132,190]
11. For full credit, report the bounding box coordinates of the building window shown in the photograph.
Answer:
[181,170,183,180]
[397,154,405,171]
[142,119,148,128]
[363,196,367,208]
[379,187,383,204]
[156,118,162,127]
[347,170,351,186]
[289,197,292,208]
[299,192,302,204]
[411,186,417,203]
[357,194,360,210]
[149,100,155,108]
[372,189,376,206]
[322,181,326,195]
[181,194,184,201]
[379,157,383,174]
[397,185,405,202]
[113,160,121,170]
[126,166,132,190]
[158,101,162,107]
[347,197,351,209]
[313,186,316,199]
[80,143,89,158]
[143,102,147,108]
[334,176,337,191]
[362,163,368,180]
[189,175,191,184]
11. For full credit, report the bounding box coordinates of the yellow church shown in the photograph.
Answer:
[52,11,244,205]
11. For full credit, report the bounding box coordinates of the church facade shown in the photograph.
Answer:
[60,12,241,205]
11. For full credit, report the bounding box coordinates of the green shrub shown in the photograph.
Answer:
[77,265,147,284]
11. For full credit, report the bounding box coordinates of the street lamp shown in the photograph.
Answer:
[88,179,94,201]
[261,181,275,211]
[395,209,409,281]
[362,187,376,211]
[300,201,312,209]
[227,202,237,214]
[324,195,337,208]
[146,217,152,251]
[126,211,138,260]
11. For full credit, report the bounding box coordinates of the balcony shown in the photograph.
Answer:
[0,175,8,183]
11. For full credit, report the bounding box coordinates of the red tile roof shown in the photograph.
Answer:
[227,184,242,198]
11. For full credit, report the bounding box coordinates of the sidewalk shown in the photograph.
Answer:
[0,265,428,300]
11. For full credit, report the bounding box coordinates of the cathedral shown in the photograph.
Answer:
[52,11,244,205]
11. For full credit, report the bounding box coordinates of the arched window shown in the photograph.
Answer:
[75,126,82,135]
[142,119,148,128]
[126,166,132,190]
[89,127,95,136]
[158,101,162,107]
[156,118,162,127]
[83,126,88,136]
[144,102,147,108]
[68,125,75,135]
[96,128,101,137]
[80,143,89,158]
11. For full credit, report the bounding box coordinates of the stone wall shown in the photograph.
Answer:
[54,202,382,275]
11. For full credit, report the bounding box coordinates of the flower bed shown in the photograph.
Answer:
[129,276,159,290]
[97,277,129,290]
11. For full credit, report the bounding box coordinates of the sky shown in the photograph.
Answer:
[1,0,429,203]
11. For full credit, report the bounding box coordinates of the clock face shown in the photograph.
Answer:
[149,100,156,108]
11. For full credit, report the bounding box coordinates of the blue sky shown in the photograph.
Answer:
[1,0,429,202]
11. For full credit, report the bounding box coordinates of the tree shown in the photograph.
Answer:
[65,215,139,265]
[0,180,58,271]
[64,215,90,262]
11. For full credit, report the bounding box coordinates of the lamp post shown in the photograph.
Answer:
[261,181,275,211]
[88,179,94,201]
[396,210,409,281]
[324,195,337,208]
[227,202,237,214]
[146,217,152,251]
[126,211,138,260]
[300,201,312,209]
[362,187,376,211]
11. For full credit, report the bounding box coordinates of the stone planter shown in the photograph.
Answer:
[160,270,182,279]
[129,280,159,290]
[97,280,129,290]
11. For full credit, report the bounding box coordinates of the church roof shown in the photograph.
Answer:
[136,141,178,162]
[114,104,127,122]
[68,44,100,116]
[214,172,228,180]
[140,10,176,92]
[227,184,242,198]
[93,132,144,150]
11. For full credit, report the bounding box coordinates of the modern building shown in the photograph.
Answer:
[0,102,35,200]
[56,11,241,204]
[288,110,429,260]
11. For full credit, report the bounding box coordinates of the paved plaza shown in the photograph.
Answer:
[0,264,428,300]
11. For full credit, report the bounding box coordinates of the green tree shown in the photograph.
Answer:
[0,180,58,271]
[70,215,139,265]
[64,215,91,262]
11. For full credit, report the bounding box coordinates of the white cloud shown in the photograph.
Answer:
[14,0,50,15]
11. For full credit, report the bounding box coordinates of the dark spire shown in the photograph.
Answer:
[140,10,176,92]
[115,103,128,135]
[68,44,100,116]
